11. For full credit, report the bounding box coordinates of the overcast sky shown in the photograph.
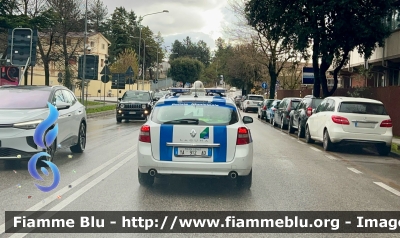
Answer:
[101,0,235,52]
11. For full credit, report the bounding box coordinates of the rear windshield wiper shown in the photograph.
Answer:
[163,118,199,124]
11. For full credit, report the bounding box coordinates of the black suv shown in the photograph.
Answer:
[116,90,156,122]
[288,96,323,137]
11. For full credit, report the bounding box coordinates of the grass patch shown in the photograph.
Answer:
[391,143,400,155]
[86,105,115,114]
[78,99,103,106]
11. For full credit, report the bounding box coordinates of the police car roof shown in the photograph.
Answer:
[157,91,235,106]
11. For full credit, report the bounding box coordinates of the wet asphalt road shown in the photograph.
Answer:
[1,111,400,238]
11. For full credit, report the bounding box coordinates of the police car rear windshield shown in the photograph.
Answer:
[151,103,239,125]
[122,91,150,101]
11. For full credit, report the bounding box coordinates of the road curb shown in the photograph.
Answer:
[94,99,118,103]
[87,110,115,119]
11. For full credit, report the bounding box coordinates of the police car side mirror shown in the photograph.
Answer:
[242,116,253,124]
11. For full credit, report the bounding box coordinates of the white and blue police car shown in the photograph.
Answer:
[137,81,254,189]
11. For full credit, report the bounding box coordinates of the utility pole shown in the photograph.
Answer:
[81,0,88,106]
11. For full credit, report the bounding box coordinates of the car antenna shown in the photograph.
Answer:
[194,82,198,98]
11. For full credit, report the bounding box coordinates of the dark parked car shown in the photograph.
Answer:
[287,97,323,137]
[273,97,301,129]
[257,99,274,119]
[116,90,156,122]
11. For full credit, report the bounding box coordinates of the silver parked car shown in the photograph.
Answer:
[0,85,87,166]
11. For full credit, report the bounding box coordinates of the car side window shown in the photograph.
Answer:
[327,99,335,111]
[63,90,77,105]
[53,90,66,103]
[316,99,327,112]
[279,99,286,109]
[298,101,304,110]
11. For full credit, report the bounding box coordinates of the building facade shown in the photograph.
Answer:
[22,32,151,98]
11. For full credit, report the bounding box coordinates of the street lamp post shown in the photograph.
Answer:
[130,36,146,90]
[82,0,88,106]
[137,10,168,90]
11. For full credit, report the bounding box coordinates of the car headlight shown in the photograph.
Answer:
[142,104,146,109]
[13,119,43,129]
[120,104,125,108]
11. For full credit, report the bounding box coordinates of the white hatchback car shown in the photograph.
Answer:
[0,85,87,166]
[137,83,254,189]
[305,96,392,155]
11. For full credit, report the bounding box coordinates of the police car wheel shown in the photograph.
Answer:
[237,169,252,189]
[138,169,154,187]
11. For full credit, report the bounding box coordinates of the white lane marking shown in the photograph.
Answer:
[0,147,136,234]
[297,141,305,145]
[324,154,338,160]
[9,154,135,237]
[374,182,400,197]
[310,147,321,152]
[347,167,362,174]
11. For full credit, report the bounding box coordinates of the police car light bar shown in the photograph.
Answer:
[169,88,191,96]
[205,88,227,93]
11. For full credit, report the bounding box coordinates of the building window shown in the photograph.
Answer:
[102,44,105,49]
[90,41,94,47]
[101,59,104,67]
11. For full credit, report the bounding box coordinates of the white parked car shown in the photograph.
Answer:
[137,81,254,189]
[0,85,87,166]
[305,96,392,155]
[242,94,264,112]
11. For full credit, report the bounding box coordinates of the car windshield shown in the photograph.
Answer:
[0,88,51,109]
[151,103,239,125]
[122,91,150,101]
[291,100,300,109]
[311,98,323,108]
[266,100,274,107]
[248,96,263,101]
[338,102,387,115]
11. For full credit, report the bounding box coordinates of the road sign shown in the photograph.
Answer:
[111,73,125,89]
[100,65,111,75]
[101,75,110,83]
[0,66,19,86]
[261,82,268,89]
[9,28,33,66]
[302,67,314,84]
[78,55,99,80]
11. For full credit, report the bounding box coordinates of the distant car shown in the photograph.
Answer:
[305,97,393,155]
[266,100,281,124]
[257,99,274,120]
[234,95,242,107]
[273,97,301,129]
[288,97,323,137]
[0,85,87,166]
[242,94,264,112]
[137,81,254,189]
[116,90,156,122]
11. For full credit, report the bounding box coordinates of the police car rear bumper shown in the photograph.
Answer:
[137,142,253,176]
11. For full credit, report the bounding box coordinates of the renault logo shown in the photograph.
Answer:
[190,129,196,138]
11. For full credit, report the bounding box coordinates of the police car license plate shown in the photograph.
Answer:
[129,112,136,114]
[175,148,210,157]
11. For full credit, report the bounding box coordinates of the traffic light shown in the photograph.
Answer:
[9,28,34,66]
[111,73,125,89]
[78,55,99,80]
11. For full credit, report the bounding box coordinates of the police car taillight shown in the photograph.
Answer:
[139,125,151,143]
[236,127,250,145]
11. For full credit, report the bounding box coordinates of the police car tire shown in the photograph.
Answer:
[237,169,252,189]
[138,170,154,186]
